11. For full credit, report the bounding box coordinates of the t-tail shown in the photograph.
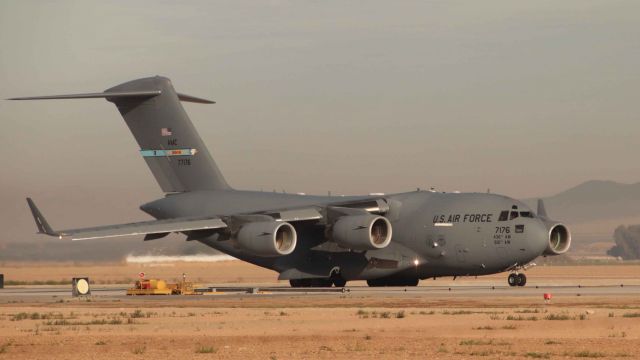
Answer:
[9,76,230,193]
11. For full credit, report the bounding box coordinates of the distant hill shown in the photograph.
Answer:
[523,180,640,224]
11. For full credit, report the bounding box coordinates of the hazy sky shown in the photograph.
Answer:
[1,1,640,243]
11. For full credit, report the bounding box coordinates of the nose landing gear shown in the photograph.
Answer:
[506,262,535,287]
[507,273,527,287]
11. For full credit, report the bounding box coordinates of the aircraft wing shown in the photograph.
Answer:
[26,196,387,241]
[26,198,226,241]
[255,198,390,222]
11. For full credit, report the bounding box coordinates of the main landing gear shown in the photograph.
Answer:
[289,275,347,288]
[366,277,419,287]
[507,273,527,287]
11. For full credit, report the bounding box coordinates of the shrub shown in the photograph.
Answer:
[622,312,640,318]
[525,352,550,359]
[195,346,217,354]
[544,314,573,320]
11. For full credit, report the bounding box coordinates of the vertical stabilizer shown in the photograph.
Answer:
[105,76,230,192]
[9,76,230,192]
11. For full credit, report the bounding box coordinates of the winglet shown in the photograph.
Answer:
[537,199,548,218]
[26,198,57,236]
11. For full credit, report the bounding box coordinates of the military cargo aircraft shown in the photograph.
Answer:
[12,76,571,287]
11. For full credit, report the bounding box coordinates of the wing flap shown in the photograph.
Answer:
[252,198,388,224]
[277,208,323,222]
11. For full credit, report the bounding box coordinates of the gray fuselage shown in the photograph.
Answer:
[141,190,549,281]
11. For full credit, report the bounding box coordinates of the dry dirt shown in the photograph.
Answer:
[0,262,639,359]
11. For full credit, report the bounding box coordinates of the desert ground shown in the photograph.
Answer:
[0,261,639,359]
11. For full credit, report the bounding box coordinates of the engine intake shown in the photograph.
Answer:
[332,215,392,251]
[543,223,571,255]
[237,221,297,257]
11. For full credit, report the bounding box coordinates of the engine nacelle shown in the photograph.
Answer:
[332,215,392,251]
[237,221,297,257]
[543,223,571,255]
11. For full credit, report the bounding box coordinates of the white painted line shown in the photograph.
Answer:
[434,223,454,227]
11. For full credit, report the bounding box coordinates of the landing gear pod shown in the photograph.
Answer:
[332,215,392,251]
[237,222,297,256]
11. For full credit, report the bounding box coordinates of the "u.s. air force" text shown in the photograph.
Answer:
[432,213,493,224]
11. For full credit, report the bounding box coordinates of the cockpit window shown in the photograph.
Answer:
[499,209,533,221]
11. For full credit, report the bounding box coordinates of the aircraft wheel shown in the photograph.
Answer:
[289,279,312,288]
[310,279,333,287]
[404,278,419,287]
[332,276,347,288]
[367,279,383,287]
[507,273,519,287]
[516,273,527,287]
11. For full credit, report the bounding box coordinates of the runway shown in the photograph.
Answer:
[3,264,638,359]
[1,283,639,303]
[2,279,639,359]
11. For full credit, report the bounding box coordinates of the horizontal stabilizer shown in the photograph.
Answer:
[25,197,227,241]
[8,91,161,101]
[177,93,215,104]
[8,91,214,104]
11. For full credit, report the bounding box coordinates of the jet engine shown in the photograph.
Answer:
[536,199,571,256]
[542,223,571,255]
[332,215,392,251]
[237,221,297,256]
